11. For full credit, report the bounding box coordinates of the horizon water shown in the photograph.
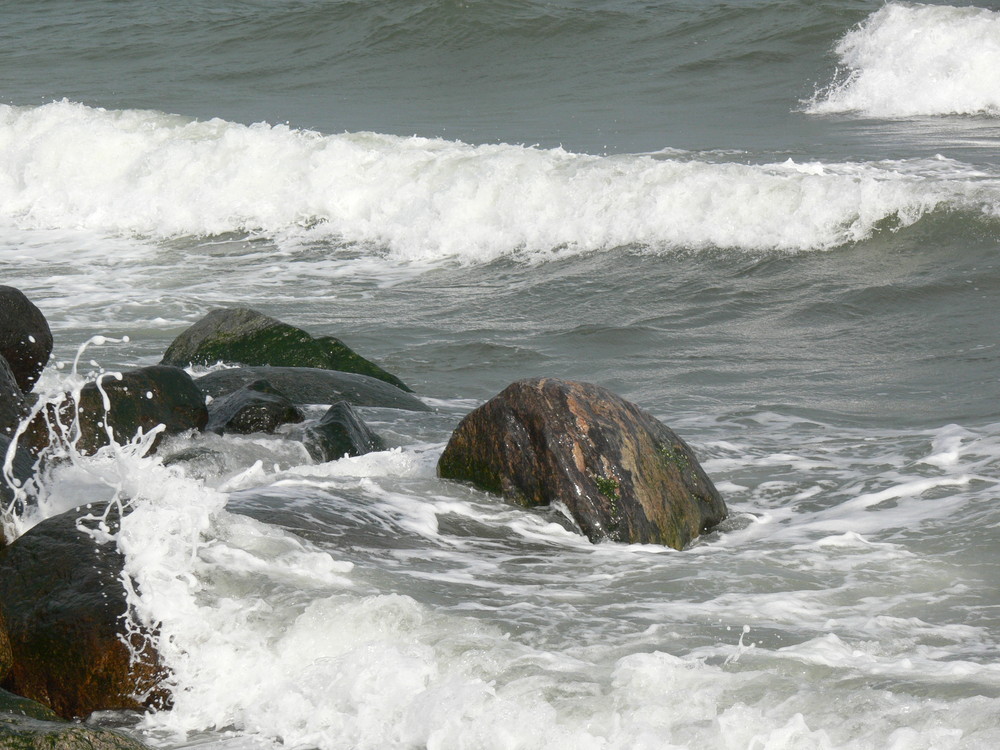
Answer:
[3,2,1000,749]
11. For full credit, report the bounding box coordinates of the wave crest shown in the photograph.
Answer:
[1,101,996,261]
[808,2,1000,118]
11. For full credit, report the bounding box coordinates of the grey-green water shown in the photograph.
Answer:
[2,1,1000,748]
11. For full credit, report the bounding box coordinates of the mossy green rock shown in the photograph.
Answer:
[0,687,150,749]
[161,308,411,392]
[0,714,149,750]
[438,378,727,550]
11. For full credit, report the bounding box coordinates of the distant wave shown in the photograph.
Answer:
[1,101,997,261]
[808,2,1000,117]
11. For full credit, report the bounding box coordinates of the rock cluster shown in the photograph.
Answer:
[0,296,410,744]
[0,290,729,747]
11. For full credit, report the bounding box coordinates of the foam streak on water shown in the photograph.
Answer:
[11,401,986,750]
[808,2,1000,118]
[2,101,999,262]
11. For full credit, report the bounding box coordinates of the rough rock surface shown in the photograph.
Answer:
[195,366,429,412]
[0,609,11,682]
[0,506,167,719]
[304,401,386,462]
[70,366,208,454]
[437,378,727,549]
[0,355,28,439]
[0,688,151,749]
[0,424,38,552]
[0,287,53,393]
[161,307,411,391]
[205,379,304,435]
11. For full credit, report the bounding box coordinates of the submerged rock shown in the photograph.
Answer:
[70,365,208,454]
[0,506,167,719]
[438,378,727,549]
[205,379,304,435]
[161,307,411,391]
[0,287,52,394]
[196,366,430,412]
[0,687,151,749]
[304,401,386,462]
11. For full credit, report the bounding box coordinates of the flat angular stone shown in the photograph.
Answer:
[195,366,429,412]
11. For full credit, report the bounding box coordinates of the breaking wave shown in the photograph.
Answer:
[2,100,999,262]
[808,2,1000,118]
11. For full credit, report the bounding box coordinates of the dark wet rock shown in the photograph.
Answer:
[0,355,28,439]
[195,366,430,412]
[0,506,167,719]
[437,377,728,550]
[71,365,208,454]
[161,307,411,391]
[205,379,304,435]
[0,287,52,394]
[0,609,11,682]
[304,401,386,462]
[0,433,38,552]
[0,435,36,490]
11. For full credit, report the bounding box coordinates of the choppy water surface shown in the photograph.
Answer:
[2,1,1000,748]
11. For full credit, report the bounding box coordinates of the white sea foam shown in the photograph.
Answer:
[6,368,1000,749]
[808,3,1000,117]
[1,101,996,263]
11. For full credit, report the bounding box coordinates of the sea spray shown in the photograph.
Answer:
[808,2,1000,118]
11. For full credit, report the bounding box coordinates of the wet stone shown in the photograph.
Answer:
[438,377,728,549]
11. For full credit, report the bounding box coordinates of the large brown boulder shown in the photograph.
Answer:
[438,378,727,549]
[0,287,52,394]
[70,365,208,454]
[0,506,167,719]
[161,307,411,391]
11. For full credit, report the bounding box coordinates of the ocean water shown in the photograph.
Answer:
[3,1,1000,748]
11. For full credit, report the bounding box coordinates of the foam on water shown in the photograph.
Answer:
[3,392,998,749]
[808,3,1000,118]
[2,101,999,264]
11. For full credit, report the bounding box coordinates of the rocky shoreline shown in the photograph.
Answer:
[0,287,727,747]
